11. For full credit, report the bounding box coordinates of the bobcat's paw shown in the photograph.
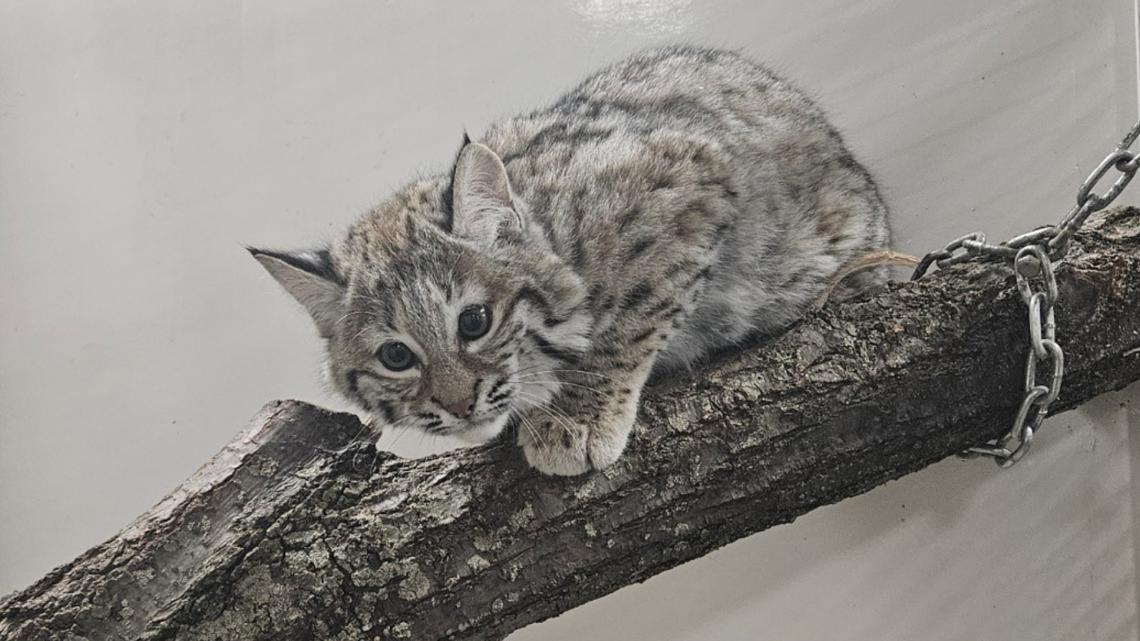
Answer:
[586,423,629,471]
[519,419,590,476]
[518,417,630,476]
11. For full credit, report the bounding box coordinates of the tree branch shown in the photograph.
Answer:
[3,208,1140,641]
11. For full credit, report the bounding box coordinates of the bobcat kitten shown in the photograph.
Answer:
[252,46,890,476]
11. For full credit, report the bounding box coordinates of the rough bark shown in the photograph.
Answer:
[3,208,1140,641]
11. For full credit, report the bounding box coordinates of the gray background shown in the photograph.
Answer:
[2,1,1139,639]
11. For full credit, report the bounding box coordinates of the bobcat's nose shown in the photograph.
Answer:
[432,376,480,419]
[436,396,476,419]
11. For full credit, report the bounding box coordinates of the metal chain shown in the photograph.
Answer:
[913,118,1140,467]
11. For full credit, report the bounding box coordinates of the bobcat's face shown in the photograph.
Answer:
[252,143,591,443]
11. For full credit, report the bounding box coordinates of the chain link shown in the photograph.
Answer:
[913,119,1140,467]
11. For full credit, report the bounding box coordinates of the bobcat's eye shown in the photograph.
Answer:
[458,304,492,340]
[378,341,415,371]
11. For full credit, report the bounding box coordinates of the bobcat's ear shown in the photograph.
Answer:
[249,247,345,338]
[448,141,522,248]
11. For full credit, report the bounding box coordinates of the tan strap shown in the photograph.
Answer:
[813,250,920,310]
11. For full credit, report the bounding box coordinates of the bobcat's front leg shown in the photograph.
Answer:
[518,250,709,476]
[519,356,656,476]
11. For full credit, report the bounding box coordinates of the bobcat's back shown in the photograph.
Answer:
[483,45,891,368]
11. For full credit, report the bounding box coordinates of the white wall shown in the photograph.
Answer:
[1,1,1138,639]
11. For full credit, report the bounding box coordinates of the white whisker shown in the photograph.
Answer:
[509,378,609,397]
[515,391,578,438]
[514,368,622,383]
[509,406,547,450]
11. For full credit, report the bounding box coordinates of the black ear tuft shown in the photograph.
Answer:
[440,131,474,232]
[247,247,344,286]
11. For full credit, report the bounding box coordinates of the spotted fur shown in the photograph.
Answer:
[252,46,890,475]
